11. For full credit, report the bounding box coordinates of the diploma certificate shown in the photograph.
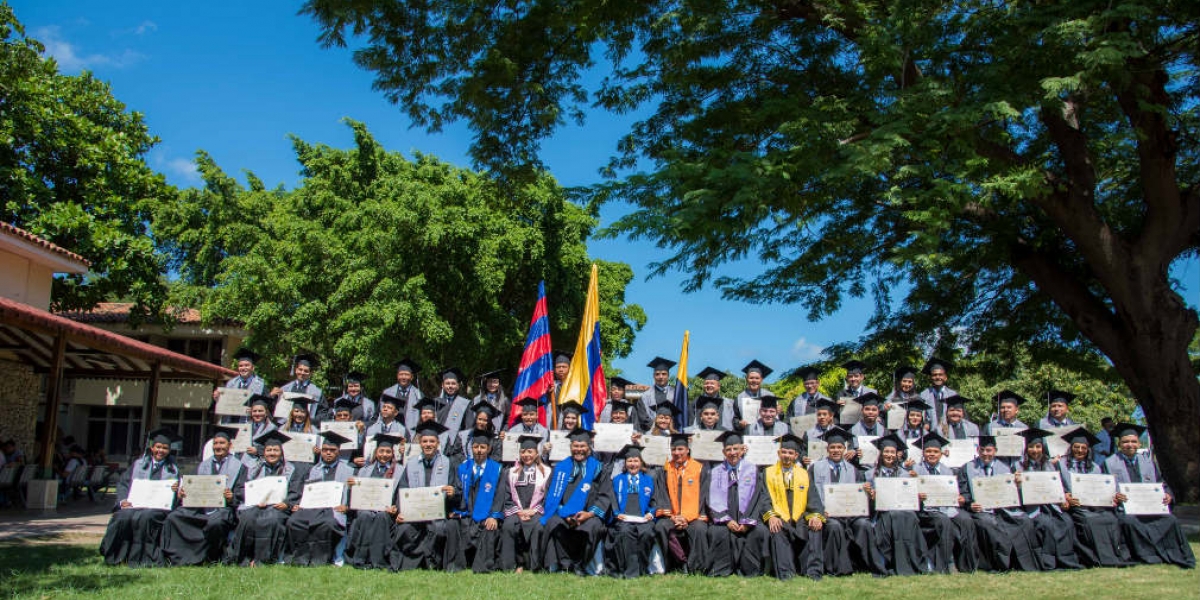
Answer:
[593,423,634,453]
[229,423,253,454]
[741,436,780,466]
[349,477,396,512]
[1019,471,1066,506]
[740,398,761,425]
[320,422,359,450]
[939,439,977,469]
[992,430,1025,458]
[807,440,828,462]
[837,399,862,426]
[873,477,920,512]
[885,404,907,431]
[300,481,345,509]
[180,475,227,509]
[689,430,725,462]
[501,436,520,463]
[918,475,960,507]
[214,388,251,417]
[275,392,312,421]
[282,432,318,463]
[638,435,670,467]
[243,476,288,507]
[856,437,879,465]
[823,483,869,517]
[398,485,447,522]
[789,414,817,435]
[1069,473,1116,508]
[548,431,570,462]
[127,479,177,510]
[1119,483,1169,515]
[970,474,1020,510]
[1043,426,1075,458]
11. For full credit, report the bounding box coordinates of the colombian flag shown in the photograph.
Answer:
[559,264,606,429]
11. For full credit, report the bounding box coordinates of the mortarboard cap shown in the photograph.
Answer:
[470,402,500,419]
[1046,389,1076,405]
[608,376,635,389]
[841,360,869,375]
[439,367,464,383]
[412,421,449,438]
[647,356,677,371]
[777,433,804,452]
[516,397,541,412]
[332,400,356,415]
[559,401,585,416]
[1112,423,1146,439]
[617,444,643,460]
[759,394,780,410]
[232,348,261,363]
[211,426,239,441]
[293,353,318,370]
[1017,428,1053,444]
[147,427,182,446]
[255,430,291,447]
[811,397,839,413]
[797,366,821,382]
[1060,426,1100,447]
[518,435,543,450]
[245,393,274,409]
[480,368,506,381]
[413,397,439,413]
[344,371,367,385]
[608,399,633,414]
[853,392,883,407]
[819,426,855,445]
[918,431,950,450]
[976,435,998,448]
[553,350,573,365]
[696,366,726,381]
[905,398,933,413]
[373,433,404,449]
[872,433,906,451]
[695,396,722,413]
[894,366,918,381]
[995,389,1026,406]
[377,394,402,411]
[921,357,952,375]
[566,427,595,444]
[469,429,497,444]
[318,430,352,446]
[670,433,691,448]
[716,431,744,447]
[394,358,421,374]
[742,360,774,378]
[943,394,968,409]
[655,402,682,417]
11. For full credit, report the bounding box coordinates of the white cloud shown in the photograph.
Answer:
[36,26,145,72]
[790,337,825,362]
[162,158,202,185]
[134,21,157,35]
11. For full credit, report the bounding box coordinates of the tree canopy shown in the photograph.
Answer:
[154,120,645,390]
[304,0,1200,498]
[0,5,170,320]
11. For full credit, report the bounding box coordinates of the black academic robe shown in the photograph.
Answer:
[1105,452,1195,568]
[498,463,551,571]
[160,455,246,566]
[868,467,929,576]
[604,470,657,578]
[446,459,505,573]
[226,460,303,566]
[807,458,884,576]
[1058,459,1128,567]
[541,456,611,575]
[391,453,456,571]
[959,459,1042,572]
[344,460,403,570]
[99,456,180,566]
[287,458,354,565]
[1014,459,1082,570]
[706,461,769,577]
[652,460,711,575]
[912,461,978,574]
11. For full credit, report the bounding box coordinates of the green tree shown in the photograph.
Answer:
[304,0,1200,500]
[155,120,644,391]
[0,6,171,319]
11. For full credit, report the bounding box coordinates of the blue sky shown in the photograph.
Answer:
[13,2,1197,383]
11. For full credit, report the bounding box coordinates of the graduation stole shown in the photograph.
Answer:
[540,456,601,524]
[612,471,655,517]
[765,464,809,523]
[708,462,757,521]
[198,455,243,489]
[456,459,503,522]
[405,454,451,487]
[662,460,704,521]
[506,464,550,515]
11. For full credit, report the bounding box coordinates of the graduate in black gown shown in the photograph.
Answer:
[498,435,552,572]
[912,431,979,574]
[226,430,304,566]
[1105,423,1195,569]
[446,403,504,465]
[653,432,710,575]
[762,433,820,580]
[605,444,657,578]
[1013,428,1082,570]
[99,427,182,566]
[287,430,355,566]
[447,429,505,573]
[161,427,246,566]
[1058,426,1129,568]
[540,427,610,575]
[391,420,458,571]
[805,425,885,577]
[344,433,404,569]
[706,431,768,577]
[866,433,929,576]
[958,435,1042,572]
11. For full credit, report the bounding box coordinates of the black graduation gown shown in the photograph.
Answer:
[912,461,978,574]
[1059,460,1128,567]
[1015,460,1081,570]
[958,460,1042,572]
[445,462,504,573]
[390,454,456,571]
[1105,453,1196,569]
[870,468,930,576]
[498,464,550,571]
[806,459,885,576]
[99,457,180,566]
[706,463,769,577]
[652,461,711,574]
[287,459,353,565]
[160,456,246,566]
[605,471,657,578]
[226,461,303,566]
[542,461,611,575]
[344,461,402,570]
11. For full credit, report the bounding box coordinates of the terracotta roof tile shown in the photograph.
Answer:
[0,222,90,267]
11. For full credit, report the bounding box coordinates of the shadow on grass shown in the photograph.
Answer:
[0,542,138,597]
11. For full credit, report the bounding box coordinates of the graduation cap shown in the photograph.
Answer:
[758,394,780,410]
[655,402,681,417]
[1112,422,1146,439]
[905,398,933,413]
[608,399,633,414]
[412,421,449,439]
[695,396,722,413]
[516,397,541,413]
[1046,389,1076,405]
[819,426,855,446]
[617,444,643,460]
[331,399,354,416]
[373,433,404,449]
[1017,428,1053,444]
[917,431,951,450]
[413,397,439,413]
[232,348,261,363]
[976,435,998,448]
[394,358,421,374]
[1060,426,1100,447]
[293,353,319,370]
[669,432,691,448]
[696,366,726,381]
[470,402,500,419]
[797,366,821,382]
[841,360,869,375]
[518,435,543,450]
[943,394,968,409]
[995,389,1026,406]
[715,431,744,447]
[742,360,773,378]
[288,396,316,412]
[344,371,367,385]
[559,401,585,416]
[608,376,635,389]
[553,350,573,365]
[318,430,352,447]
[468,429,497,444]
[439,367,464,383]
[921,357,953,376]
[566,427,595,444]
[211,426,239,441]
[256,430,292,447]
[647,356,677,371]
[871,432,906,451]
[480,368,506,382]
[146,427,183,446]
[811,397,839,413]
[776,433,804,452]
[894,366,918,381]
[245,393,274,409]
[852,392,883,407]
[377,394,402,411]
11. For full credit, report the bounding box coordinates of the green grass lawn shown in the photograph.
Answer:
[3,537,1196,600]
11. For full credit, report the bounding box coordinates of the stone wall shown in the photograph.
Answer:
[0,358,41,461]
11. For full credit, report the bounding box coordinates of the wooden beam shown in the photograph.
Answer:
[38,333,68,472]
[143,361,162,437]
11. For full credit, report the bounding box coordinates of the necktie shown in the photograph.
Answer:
[727,467,740,521]
[239,378,250,389]
[675,464,684,512]
[475,464,483,481]
[656,387,667,403]
[213,458,224,474]
[570,461,582,484]
[1124,456,1141,482]
[928,464,939,476]
[784,468,794,514]
[150,461,163,479]
[953,422,964,438]
[831,462,841,482]
[984,464,992,477]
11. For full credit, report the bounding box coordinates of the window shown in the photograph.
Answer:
[87,406,143,457]
[156,409,210,458]
[165,338,224,365]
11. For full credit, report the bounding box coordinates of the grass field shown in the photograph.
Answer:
[3,535,1196,600]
